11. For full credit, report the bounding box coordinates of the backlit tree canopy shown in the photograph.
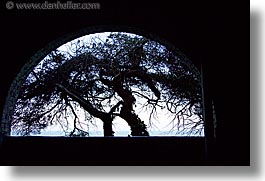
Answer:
[11,32,203,136]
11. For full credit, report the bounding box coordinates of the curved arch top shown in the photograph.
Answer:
[1,25,201,136]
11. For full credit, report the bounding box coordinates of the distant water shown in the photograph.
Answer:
[11,130,204,137]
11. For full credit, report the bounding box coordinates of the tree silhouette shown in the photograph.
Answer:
[11,32,203,136]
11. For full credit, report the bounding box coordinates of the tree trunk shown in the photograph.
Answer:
[103,119,114,137]
[119,106,149,136]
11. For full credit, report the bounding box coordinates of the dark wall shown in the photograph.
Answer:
[0,0,249,165]
[1,137,205,165]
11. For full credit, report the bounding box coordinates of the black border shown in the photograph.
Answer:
[0,0,250,166]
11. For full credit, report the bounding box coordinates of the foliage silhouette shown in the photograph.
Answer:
[12,32,203,136]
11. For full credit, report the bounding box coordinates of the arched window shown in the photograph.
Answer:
[1,27,204,137]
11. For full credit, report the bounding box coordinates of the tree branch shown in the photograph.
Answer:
[55,83,110,121]
[109,100,123,115]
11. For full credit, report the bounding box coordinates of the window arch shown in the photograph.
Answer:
[1,26,203,137]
